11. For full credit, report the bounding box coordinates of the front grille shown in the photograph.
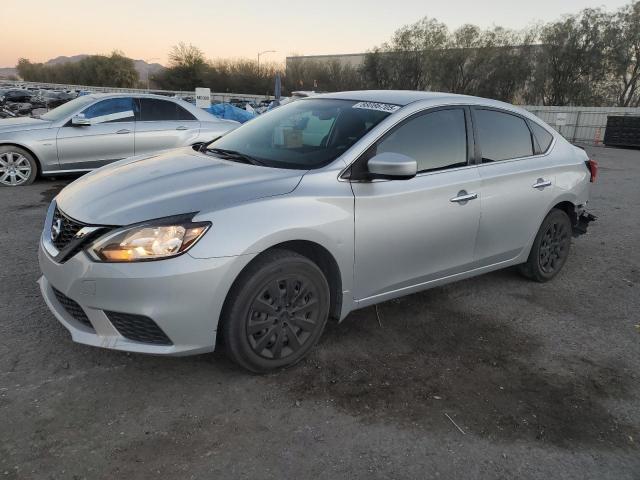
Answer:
[52,207,86,250]
[52,287,94,330]
[105,311,173,346]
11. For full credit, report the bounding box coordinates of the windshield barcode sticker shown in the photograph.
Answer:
[352,102,401,113]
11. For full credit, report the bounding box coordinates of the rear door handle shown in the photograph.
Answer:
[176,126,188,131]
[532,178,552,189]
[450,191,478,203]
[116,129,131,134]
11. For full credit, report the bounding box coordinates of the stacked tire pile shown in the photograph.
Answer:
[604,115,640,148]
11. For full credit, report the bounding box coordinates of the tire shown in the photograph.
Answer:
[221,249,330,373]
[0,146,37,187]
[519,208,572,282]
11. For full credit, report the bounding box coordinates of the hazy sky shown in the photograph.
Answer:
[0,0,630,67]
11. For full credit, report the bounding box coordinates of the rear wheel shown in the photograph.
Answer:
[0,146,37,186]
[221,249,330,373]
[519,208,572,282]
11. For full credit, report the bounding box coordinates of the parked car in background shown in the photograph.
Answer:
[0,86,79,118]
[0,93,239,186]
[279,91,320,106]
[0,88,34,103]
[38,91,596,372]
[40,90,77,109]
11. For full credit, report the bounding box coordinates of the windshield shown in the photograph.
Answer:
[39,95,97,121]
[207,98,394,169]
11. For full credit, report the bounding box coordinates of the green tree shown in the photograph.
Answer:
[153,43,208,91]
[534,9,609,105]
[285,58,364,92]
[437,24,484,94]
[363,17,449,90]
[16,52,139,88]
[603,1,640,106]
[471,28,537,102]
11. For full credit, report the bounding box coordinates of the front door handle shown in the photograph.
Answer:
[116,129,131,134]
[176,126,188,131]
[532,178,552,189]
[450,190,478,203]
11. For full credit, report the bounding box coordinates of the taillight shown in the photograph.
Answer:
[586,159,598,183]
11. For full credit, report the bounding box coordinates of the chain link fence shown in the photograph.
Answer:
[2,80,273,104]
[523,105,640,146]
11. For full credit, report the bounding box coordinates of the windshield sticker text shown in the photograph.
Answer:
[352,102,401,113]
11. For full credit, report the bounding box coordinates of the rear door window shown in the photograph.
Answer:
[177,104,197,121]
[529,121,554,154]
[475,109,534,162]
[138,98,196,121]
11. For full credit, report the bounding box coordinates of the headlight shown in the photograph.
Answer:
[88,217,210,262]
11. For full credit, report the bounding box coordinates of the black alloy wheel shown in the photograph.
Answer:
[538,219,571,274]
[247,275,321,360]
[221,249,330,372]
[519,208,573,282]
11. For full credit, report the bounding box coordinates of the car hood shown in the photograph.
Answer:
[55,147,305,225]
[0,117,51,132]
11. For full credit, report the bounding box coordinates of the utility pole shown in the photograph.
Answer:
[257,50,276,75]
[144,57,160,91]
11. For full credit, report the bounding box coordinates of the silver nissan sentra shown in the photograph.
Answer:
[38,90,597,372]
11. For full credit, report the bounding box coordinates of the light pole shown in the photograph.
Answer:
[144,57,160,91]
[257,50,276,75]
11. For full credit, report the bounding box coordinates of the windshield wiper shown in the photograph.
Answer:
[207,148,266,166]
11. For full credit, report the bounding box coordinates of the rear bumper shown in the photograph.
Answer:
[573,211,596,237]
[38,236,255,355]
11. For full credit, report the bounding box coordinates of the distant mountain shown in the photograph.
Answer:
[132,59,165,80]
[45,54,89,65]
[0,55,165,81]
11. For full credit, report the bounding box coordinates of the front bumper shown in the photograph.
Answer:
[38,234,254,356]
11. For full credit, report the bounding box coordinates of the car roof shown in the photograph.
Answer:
[85,92,181,101]
[314,90,473,106]
[314,90,542,124]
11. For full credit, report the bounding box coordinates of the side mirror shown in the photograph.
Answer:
[71,114,91,126]
[367,152,417,180]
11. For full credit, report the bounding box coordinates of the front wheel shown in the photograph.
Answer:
[221,249,330,373]
[519,208,572,282]
[0,146,38,187]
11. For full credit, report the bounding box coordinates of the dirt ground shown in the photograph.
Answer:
[1,145,638,479]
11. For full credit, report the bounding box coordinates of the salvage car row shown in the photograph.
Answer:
[0,84,81,119]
